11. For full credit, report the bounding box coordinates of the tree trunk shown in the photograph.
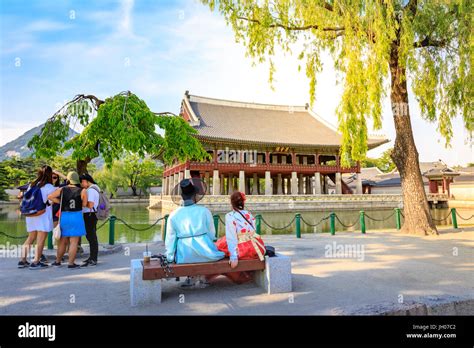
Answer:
[131,186,137,196]
[76,158,91,175]
[389,44,438,235]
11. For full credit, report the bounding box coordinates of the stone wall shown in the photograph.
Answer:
[150,194,406,214]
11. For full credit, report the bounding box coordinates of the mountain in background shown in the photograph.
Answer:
[0,123,104,168]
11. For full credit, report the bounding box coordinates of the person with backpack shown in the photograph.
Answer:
[18,165,58,269]
[79,173,107,267]
[47,172,87,269]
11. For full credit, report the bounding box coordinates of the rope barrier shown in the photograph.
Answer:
[455,211,474,221]
[0,231,28,239]
[300,215,330,227]
[261,216,296,230]
[334,214,359,228]
[431,212,452,222]
[2,208,471,242]
[364,211,395,222]
[96,218,110,231]
[114,217,164,231]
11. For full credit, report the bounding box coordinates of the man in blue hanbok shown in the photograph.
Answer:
[165,179,225,265]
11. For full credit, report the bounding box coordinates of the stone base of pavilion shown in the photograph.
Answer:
[150,194,406,214]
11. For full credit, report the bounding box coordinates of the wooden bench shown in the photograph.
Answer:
[142,258,265,280]
[130,253,292,306]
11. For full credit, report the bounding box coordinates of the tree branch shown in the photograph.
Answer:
[404,0,418,16]
[235,14,344,32]
[229,4,344,33]
[414,37,448,48]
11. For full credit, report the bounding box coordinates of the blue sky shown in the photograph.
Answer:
[1,0,472,166]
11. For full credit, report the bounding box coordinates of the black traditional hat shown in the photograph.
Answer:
[171,178,207,206]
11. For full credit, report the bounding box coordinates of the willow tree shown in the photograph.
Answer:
[28,91,209,174]
[202,0,472,235]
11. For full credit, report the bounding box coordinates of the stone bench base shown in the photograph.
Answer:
[130,253,292,307]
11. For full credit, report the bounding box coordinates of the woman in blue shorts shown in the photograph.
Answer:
[48,172,87,269]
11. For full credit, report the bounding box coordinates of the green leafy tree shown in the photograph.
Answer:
[123,154,162,196]
[0,163,10,201]
[94,162,128,198]
[202,0,472,235]
[362,148,396,173]
[0,156,88,188]
[28,91,209,175]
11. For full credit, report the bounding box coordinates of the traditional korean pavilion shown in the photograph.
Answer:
[161,91,389,196]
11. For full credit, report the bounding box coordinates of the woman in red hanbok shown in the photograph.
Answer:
[214,191,265,284]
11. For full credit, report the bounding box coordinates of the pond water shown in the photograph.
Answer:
[0,203,473,245]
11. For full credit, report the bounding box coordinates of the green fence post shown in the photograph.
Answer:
[47,231,53,250]
[451,208,458,229]
[330,212,336,235]
[360,210,366,234]
[109,215,116,245]
[295,213,301,238]
[162,214,169,241]
[213,214,219,240]
[395,208,401,230]
[256,214,262,235]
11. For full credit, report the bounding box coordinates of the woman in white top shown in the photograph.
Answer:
[18,165,58,269]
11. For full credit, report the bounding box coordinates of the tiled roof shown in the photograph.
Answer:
[183,93,388,149]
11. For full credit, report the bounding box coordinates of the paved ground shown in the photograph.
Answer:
[0,227,473,315]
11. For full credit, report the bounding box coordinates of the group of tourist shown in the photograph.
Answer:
[17,166,266,286]
[164,179,266,287]
[18,165,100,270]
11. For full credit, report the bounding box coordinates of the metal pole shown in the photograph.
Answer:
[395,208,401,230]
[295,213,301,238]
[162,214,169,241]
[256,214,262,235]
[330,212,336,235]
[109,215,116,245]
[360,210,366,234]
[213,214,219,240]
[451,208,458,229]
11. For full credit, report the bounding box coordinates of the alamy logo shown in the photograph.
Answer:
[324,242,365,261]
[18,322,56,341]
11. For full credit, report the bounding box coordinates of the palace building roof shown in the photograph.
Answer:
[180,91,388,150]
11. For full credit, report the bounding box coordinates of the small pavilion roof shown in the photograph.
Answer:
[181,92,388,150]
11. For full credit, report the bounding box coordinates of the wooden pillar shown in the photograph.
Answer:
[168,174,174,195]
[298,173,304,194]
[239,170,245,193]
[184,169,191,179]
[212,170,220,195]
[277,174,283,195]
[314,172,321,194]
[204,171,210,191]
[228,173,234,193]
[335,172,342,194]
[220,174,225,195]
[252,173,259,195]
[291,171,298,195]
[306,175,312,194]
[265,171,272,195]
[356,173,362,194]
